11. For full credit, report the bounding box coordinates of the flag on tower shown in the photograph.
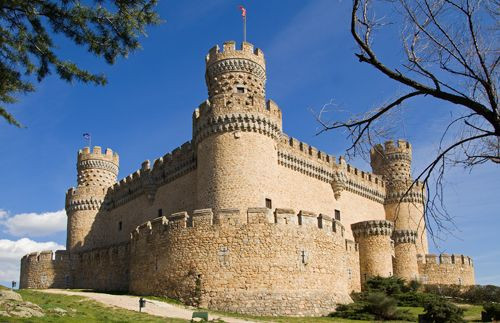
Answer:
[83,133,91,147]
[239,5,247,42]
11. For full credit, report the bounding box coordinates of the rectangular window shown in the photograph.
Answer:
[335,209,341,221]
[158,209,163,217]
[236,86,245,93]
[118,221,122,231]
[265,198,272,209]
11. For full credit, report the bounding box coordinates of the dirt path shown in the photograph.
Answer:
[39,289,258,323]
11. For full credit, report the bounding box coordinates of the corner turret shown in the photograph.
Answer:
[66,146,119,252]
[370,140,429,256]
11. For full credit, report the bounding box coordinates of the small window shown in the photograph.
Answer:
[158,209,163,217]
[118,221,122,231]
[335,209,341,221]
[265,198,272,209]
[236,86,245,93]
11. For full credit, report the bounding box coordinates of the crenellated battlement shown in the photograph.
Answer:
[21,250,68,264]
[419,253,473,267]
[131,207,348,240]
[370,140,412,161]
[205,41,265,71]
[78,146,119,165]
[104,141,196,209]
[370,140,412,180]
[277,134,386,203]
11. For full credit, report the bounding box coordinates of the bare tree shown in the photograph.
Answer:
[317,0,499,236]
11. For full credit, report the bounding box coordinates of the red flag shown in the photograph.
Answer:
[239,5,246,18]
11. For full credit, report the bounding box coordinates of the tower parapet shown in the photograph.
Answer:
[370,140,412,188]
[77,146,119,187]
[205,41,266,99]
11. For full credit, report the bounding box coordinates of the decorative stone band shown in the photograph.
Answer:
[385,189,424,205]
[344,179,386,204]
[278,150,386,203]
[382,152,412,162]
[351,220,394,239]
[278,151,334,183]
[193,113,281,144]
[66,197,103,213]
[392,229,417,245]
[78,159,119,175]
[207,58,266,82]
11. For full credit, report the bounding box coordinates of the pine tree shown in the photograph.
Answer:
[0,0,160,126]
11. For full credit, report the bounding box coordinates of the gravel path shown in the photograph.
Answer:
[38,289,257,323]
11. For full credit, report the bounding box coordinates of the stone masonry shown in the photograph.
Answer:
[19,40,475,316]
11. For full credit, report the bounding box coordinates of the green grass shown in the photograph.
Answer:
[1,289,484,323]
[459,304,483,322]
[143,295,185,306]
[0,290,187,322]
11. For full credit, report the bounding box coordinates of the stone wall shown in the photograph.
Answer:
[418,254,475,286]
[20,250,70,289]
[129,207,353,316]
[72,243,130,291]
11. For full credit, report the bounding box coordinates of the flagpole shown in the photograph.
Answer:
[243,15,246,42]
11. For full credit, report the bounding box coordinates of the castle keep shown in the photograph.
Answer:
[20,41,475,316]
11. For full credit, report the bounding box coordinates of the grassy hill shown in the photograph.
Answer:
[0,289,186,322]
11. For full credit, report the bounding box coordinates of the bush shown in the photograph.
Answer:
[364,276,407,295]
[330,292,414,321]
[408,279,422,292]
[365,292,413,321]
[425,284,500,304]
[424,284,463,299]
[397,291,441,307]
[421,298,465,323]
[462,285,500,304]
[329,302,375,321]
[483,303,500,321]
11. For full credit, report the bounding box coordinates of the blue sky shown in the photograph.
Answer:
[0,0,498,287]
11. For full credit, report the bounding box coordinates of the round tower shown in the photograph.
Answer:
[193,41,282,212]
[66,146,119,252]
[370,140,428,255]
[392,229,419,282]
[351,220,394,285]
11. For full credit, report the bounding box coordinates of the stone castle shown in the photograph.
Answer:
[20,41,475,316]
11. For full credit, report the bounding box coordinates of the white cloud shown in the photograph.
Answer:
[1,209,66,237]
[0,238,65,282]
